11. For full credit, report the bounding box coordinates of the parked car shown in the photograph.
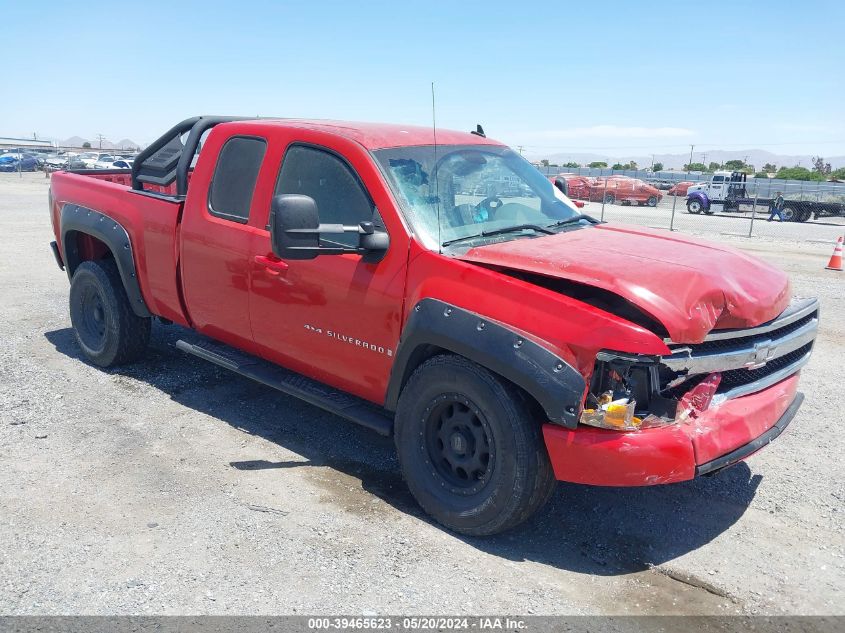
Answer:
[44,154,69,170]
[111,158,134,169]
[93,155,118,169]
[549,173,592,200]
[668,181,697,196]
[0,154,39,172]
[48,115,817,536]
[590,176,663,206]
[76,153,99,168]
[646,178,674,190]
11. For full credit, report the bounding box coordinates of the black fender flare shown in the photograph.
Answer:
[60,203,152,317]
[385,299,585,429]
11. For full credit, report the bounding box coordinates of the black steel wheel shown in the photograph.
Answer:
[395,355,556,536]
[69,259,150,367]
[603,192,615,204]
[424,395,494,495]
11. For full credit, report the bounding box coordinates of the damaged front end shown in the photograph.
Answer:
[580,297,819,433]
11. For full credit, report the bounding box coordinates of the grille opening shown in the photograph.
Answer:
[685,310,817,354]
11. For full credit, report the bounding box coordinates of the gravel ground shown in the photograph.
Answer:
[0,172,842,615]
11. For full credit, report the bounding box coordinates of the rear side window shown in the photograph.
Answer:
[275,145,374,246]
[209,136,267,223]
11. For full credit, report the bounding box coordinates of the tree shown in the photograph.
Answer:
[753,172,770,178]
[82,141,91,148]
[684,162,708,172]
[724,159,746,170]
[763,162,777,172]
[830,167,845,181]
[562,161,581,168]
[588,161,607,168]
[541,159,549,167]
[652,162,664,172]
[774,166,825,181]
[812,156,832,176]
[611,163,625,170]
[708,161,721,171]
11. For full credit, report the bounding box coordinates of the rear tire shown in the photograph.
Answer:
[603,193,615,204]
[69,259,150,367]
[647,196,658,207]
[394,355,556,536]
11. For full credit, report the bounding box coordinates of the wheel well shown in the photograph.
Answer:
[394,344,548,424]
[64,230,114,277]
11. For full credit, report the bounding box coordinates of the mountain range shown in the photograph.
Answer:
[60,136,141,151]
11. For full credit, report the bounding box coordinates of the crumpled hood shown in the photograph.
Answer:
[457,223,791,343]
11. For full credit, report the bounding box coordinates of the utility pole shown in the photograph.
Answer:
[96,133,105,149]
[517,145,524,156]
[650,154,655,170]
[687,144,694,174]
[702,153,707,166]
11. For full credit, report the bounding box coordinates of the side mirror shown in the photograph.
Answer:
[270,194,390,261]
[270,194,320,260]
[554,177,569,196]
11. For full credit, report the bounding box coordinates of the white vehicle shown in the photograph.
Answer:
[93,154,118,169]
[685,171,745,201]
[77,152,101,168]
[111,158,134,169]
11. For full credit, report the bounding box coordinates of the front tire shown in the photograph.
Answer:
[782,206,797,222]
[603,193,615,204]
[687,199,702,214]
[394,355,556,536]
[69,259,150,367]
[647,196,658,207]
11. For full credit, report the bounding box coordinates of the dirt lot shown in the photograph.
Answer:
[0,172,842,615]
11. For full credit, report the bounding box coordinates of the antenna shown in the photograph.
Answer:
[431,81,441,252]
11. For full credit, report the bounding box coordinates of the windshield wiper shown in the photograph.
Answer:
[547,214,600,228]
[442,224,554,247]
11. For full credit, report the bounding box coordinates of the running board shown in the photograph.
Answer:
[175,338,394,436]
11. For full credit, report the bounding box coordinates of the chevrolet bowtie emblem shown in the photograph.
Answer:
[745,339,775,370]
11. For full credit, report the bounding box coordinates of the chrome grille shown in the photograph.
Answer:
[661,298,818,401]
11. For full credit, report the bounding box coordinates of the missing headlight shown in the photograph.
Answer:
[580,352,679,431]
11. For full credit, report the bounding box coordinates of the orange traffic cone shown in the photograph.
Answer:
[826,237,843,271]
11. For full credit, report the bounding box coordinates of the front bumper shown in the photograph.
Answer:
[542,373,802,486]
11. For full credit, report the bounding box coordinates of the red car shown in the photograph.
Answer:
[668,181,697,196]
[589,176,663,206]
[48,116,817,535]
[550,173,593,200]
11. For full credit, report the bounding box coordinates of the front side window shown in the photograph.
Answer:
[275,145,375,247]
[374,144,583,250]
[209,136,267,223]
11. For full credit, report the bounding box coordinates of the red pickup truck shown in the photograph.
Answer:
[48,116,818,535]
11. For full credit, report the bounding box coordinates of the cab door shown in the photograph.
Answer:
[709,175,725,201]
[249,132,410,405]
[180,128,271,350]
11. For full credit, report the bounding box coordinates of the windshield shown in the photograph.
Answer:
[373,144,583,250]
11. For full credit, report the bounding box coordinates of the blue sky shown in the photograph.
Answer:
[2,0,843,157]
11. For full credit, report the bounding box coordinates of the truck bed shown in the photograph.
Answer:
[49,169,190,326]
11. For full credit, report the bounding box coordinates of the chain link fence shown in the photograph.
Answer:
[539,166,845,243]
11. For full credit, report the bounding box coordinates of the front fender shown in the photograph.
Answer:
[687,190,710,210]
[385,298,586,428]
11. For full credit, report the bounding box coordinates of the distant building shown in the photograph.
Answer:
[0,136,55,150]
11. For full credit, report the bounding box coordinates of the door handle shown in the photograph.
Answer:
[254,254,289,273]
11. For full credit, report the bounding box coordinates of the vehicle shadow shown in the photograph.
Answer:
[44,323,760,576]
